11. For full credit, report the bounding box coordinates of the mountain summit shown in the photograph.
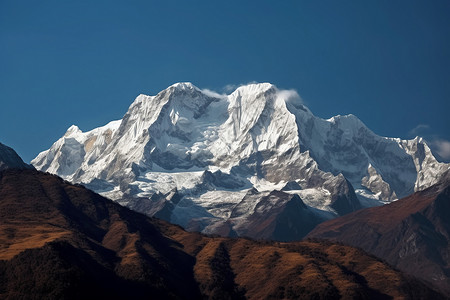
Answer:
[0,142,33,171]
[32,83,450,239]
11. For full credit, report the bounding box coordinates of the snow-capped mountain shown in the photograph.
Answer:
[32,82,450,240]
[0,142,33,171]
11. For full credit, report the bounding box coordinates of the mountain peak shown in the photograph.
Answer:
[0,142,33,171]
[232,82,275,95]
[64,125,81,136]
[328,113,364,128]
[169,82,199,91]
[32,82,450,240]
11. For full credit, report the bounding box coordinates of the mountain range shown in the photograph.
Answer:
[2,76,450,297]
[31,82,450,240]
[0,156,444,299]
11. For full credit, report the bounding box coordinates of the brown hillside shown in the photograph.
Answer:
[0,169,444,299]
[308,174,450,296]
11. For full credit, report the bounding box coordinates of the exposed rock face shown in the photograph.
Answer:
[0,142,33,171]
[225,190,325,241]
[281,181,303,191]
[32,82,450,239]
[0,169,444,299]
[307,172,450,295]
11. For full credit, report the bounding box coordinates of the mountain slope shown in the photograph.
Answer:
[0,169,201,299]
[32,83,450,239]
[307,171,450,295]
[0,168,444,299]
[0,142,33,171]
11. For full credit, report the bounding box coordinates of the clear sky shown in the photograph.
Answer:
[1,0,449,163]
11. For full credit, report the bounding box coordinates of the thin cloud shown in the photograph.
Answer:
[276,89,303,105]
[430,139,450,160]
[201,88,226,99]
[223,84,239,93]
[408,124,430,137]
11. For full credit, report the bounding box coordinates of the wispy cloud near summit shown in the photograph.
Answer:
[408,124,450,161]
[408,124,431,137]
[431,139,450,161]
[276,89,303,105]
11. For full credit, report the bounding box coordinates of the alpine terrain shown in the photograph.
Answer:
[0,165,444,299]
[0,142,33,171]
[308,170,450,295]
[32,82,450,240]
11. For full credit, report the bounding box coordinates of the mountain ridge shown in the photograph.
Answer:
[0,167,445,299]
[32,82,450,240]
[0,142,33,171]
[307,171,450,295]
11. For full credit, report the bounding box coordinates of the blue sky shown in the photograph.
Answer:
[1,0,449,162]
